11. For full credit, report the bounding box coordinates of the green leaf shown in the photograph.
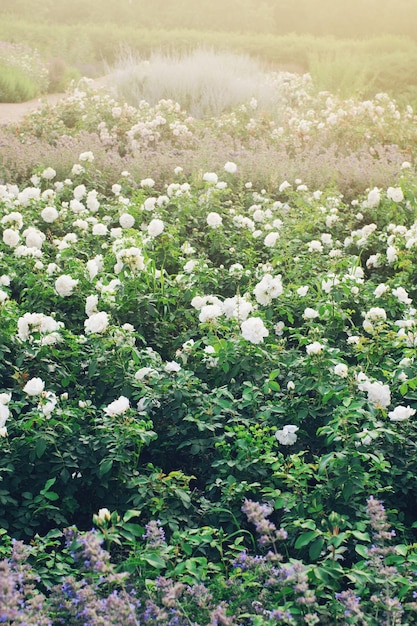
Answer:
[268,380,280,391]
[44,528,63,539]
[300,519,317,530]
[355,544,369,558]
[269,369,281,381]
[120,523,144,538]
[44,491,59,501]
[399,382,408,395]
[99,458,113,476]
[351,530,370,542]
[35,438,47,459]
[43,478,56,492]
[342,482,354,501]
[123,509,142,522]
[88,361,98,377]
[131,350,141,365]
[395,544,408,557]
[142,553,166,569]
[295,530,317,549]
[322,391,335,403]
[309,537,324,560]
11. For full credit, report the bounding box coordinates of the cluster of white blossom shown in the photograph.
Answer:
[17,312,64,345]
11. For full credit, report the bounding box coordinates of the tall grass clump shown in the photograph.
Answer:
[308,51,376,99]
[0,63,39,103]
[46,57,81,93]
[108,48,282,118]
[0,41,48,101]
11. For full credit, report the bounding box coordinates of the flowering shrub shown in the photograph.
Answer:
[1,75,417,622]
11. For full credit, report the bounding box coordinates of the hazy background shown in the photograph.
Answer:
[1,0,416,105]
[1,0,415,38]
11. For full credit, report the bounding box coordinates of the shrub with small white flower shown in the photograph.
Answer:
[1,73,417,625]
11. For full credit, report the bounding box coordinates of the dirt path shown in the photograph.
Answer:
[0,93,67,125]
[0,76,114,125]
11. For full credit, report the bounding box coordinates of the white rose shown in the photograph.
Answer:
[303,307,320,320]
[0,403,9,427]
[224,161,237,174]
[73,184,86,200]
[367,187,381,208]
[365,307,387,321]
[3,229,20,247]
[25,229,44,249]
[41,206,59,223]
[23,377,45,396]
[92,223,108,236]
[364,381,391,409]
[87,190,100,212]
[203,172,218,184]
[392,287,412,305]
[104,396,130,416]
[147,218,165,238]
[97,507,111,521]
[72,164,84,176]
[279,181,291,193]
[143,197,156,211]
[85,294,99,317]
[264,232,279,247]
[306,341,324,355]
[199,304,223,323]
[135,367,156,381]
[79,151,94,163]
[41,167,56,180]
[119,213,135,229]
[275,425,299,445]
[334,363,349,378]
[84,311,109,334]
[388,405,416,421]
[55,275,78,297]
[165,361,181,373]
[374,283,389,297]
[241,317,269,344]
[206,212,222,228]
[297,286,309,297]
[386,187,404,203]
[308,240,323,253]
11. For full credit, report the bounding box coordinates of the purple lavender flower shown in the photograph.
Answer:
[143,519,166,546]
[242,499,287,551]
